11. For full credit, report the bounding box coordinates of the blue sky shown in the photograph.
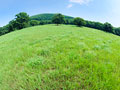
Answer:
[0,0,120,27]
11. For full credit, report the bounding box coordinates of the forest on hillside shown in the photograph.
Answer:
[0,12,120,36]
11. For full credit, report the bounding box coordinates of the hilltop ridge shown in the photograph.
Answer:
[30,13,74,21]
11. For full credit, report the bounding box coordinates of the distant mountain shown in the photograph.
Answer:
[30,13,74,21]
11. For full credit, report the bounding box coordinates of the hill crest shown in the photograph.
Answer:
[30,13,74,21]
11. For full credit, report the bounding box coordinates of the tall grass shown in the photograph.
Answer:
[0,25,120,90]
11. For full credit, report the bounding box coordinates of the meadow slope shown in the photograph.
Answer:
[0,25,120,90]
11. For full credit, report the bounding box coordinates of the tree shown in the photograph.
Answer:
[52,13,65,25]
[74,17,86,27]
[94,22,104,30]
[104,22,113,33]
[0,27,3,35]
[85,21,94,28]
[64,19,70,25]
[114,27,120,36]
[30,20,39,26]
[39,21,45,25]
[0,25,9,35]
[8,20,17,32]
[15,12,29,29]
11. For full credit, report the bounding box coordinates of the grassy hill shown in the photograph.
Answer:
[0,25,120,90]
[30,13,74,21]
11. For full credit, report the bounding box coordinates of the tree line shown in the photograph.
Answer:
[52,14,120,36]
[0,12,120,36]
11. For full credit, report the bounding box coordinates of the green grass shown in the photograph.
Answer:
[0,24,120,90]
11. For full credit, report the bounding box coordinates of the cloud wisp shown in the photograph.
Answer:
[67,0,93,8]
[70,0,93,5]
[67,4,73,8]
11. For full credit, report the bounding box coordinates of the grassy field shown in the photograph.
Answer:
[0,24,120,90]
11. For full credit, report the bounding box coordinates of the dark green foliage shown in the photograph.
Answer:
[85,21,104,30]
[30,13,73,25]
[52,14,65,25]
[85,21,113,33]
[8,20,17,32]
[85,21,95,28]
[0,29,8,35]
[7,12,29,32]
[39,21,44,25]
[15,12,30,29]
[8,12,30,31]
[0,25,9,35]
[46,21,52,24]
[65,19,69,24]
[30,13,73,21]
[64,19,74,25]
[104,22,113,33]
[114,27,120,36]
[74,17,86,27]
[30,20,40,26]
[30,14,54,21]
[0,12,29,36]
[69,19,74,25]
[0,27,3,35]
[94,22,104,30]
[38,20,52,25]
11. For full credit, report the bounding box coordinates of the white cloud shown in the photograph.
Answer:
[69,0,93,5]
[67,4,73,8]
[67,0,92,9]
